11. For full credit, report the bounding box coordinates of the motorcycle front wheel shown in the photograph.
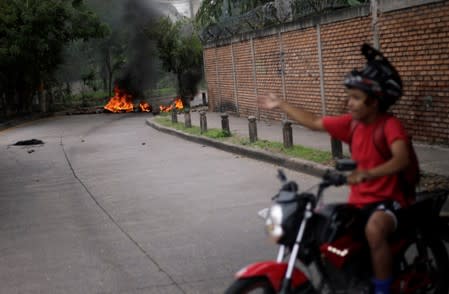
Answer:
[396,237,449,293]
[225,277,275,294]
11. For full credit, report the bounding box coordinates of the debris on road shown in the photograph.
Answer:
[13,139,44,146]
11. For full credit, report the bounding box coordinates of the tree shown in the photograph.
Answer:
[0,0,108,116]
[83,0,127,96]
[146,17,203,108]
[196,0,224,29]
[95,35,127,97]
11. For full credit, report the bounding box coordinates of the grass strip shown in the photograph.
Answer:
[154,115,333,165]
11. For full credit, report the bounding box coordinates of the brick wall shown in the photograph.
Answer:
[233,40,256,117]
[203,0,449,145]
[379,2,449,145]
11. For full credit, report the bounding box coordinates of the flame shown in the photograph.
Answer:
[159,97,184,112]
[104,86,134,113]
[139,101,152,112]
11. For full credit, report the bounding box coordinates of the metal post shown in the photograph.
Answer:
[278,32,287,121]
[184,109,192,128]
[250,37,260,119]
[248,116,258,143]
[317,24,342,158]
[215,47,223,112]
[317,24,326,117]
[200,111,207,134]
[371,0,380,49]
[282,120,293,148]
[231,42,240,114]
[221,113,230,136]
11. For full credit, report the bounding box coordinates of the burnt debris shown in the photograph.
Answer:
[13,139,44,146]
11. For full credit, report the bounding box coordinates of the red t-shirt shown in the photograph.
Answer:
[322,114,409,207]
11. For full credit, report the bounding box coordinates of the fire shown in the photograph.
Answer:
[159,97,184,112]
[139,101,152,112]
[104,86,134,113]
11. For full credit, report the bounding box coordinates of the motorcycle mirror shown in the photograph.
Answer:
[335,158,357,172]
[257,208,269,220]
[277,169,287,183]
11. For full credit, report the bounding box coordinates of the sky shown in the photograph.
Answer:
[152,0,201,18]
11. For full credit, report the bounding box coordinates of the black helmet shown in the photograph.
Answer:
[344,44,403,112]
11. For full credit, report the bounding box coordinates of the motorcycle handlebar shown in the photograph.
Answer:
[322,170,347,187]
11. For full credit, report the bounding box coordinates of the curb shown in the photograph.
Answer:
[146,117,449,216]
[145,117,330,178]
[0,113,54,132]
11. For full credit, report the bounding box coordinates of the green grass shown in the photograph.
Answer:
[154,115,333,165]
[155,116,230,139]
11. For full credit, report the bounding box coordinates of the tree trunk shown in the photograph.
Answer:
[1,91,6,118]
[108,72,113,97]
[17,86,32,114]
[105,48,113,97]
[38,81,47,113]
[177,72,190,109]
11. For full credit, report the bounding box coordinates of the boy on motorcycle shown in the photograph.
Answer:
[258,44,411,294]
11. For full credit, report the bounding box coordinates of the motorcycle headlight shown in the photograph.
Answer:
[265,204,284,242]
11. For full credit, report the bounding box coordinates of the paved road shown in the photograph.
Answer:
[0,113,348,293]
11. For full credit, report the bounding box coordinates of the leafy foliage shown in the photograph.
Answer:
[0,0,108,115]
[145,18,203,106]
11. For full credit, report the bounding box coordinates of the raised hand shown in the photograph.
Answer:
[258,93,282,110]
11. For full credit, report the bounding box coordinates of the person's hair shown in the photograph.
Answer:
[344,44,403,112]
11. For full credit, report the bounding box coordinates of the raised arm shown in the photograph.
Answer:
[258,93,325,131]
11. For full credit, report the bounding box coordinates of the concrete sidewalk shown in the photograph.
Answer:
[176,110,449,177]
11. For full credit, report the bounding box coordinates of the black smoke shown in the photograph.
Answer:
[90,0,202,106]
[115,0,168,98]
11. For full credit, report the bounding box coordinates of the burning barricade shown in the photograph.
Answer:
[104,86,152,113]
[159,97,184,113]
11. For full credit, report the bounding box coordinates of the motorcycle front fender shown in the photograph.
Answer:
[235,261,309,291]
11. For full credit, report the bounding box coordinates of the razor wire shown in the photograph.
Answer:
[199,2,278,42]
[199,0,368,42]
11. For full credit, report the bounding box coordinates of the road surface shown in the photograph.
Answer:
[0,113,348,293]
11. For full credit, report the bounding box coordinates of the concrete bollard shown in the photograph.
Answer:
[200,111,207,133]
[331,138,343,159]
[221,113,231,136]
[248,116,258,143]
[282,120,293,148]
[184,109,192,128]
[171,110,177,123]
[202,92,207,106]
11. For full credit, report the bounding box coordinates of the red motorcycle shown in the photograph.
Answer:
[225,159,449,294]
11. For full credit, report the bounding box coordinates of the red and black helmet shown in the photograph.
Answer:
[344,44,403,112]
